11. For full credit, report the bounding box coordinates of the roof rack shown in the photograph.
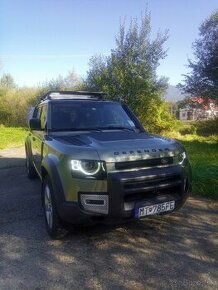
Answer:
[40,91,106,101]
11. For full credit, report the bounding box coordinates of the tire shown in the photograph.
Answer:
[25,146,38,179]
[42,176,65,239]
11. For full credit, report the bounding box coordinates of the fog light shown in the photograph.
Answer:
[124,202,135,211]
[80,194,109,214]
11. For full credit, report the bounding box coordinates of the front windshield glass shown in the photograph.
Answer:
[50,101,139,131]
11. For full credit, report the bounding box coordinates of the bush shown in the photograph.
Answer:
[179,124,197,135]
[195,118,218,136]
[136,98,177,133]
[174,119,218,137]
[0,87,40,127]
[0,71,85,127]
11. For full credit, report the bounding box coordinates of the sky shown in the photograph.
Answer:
[0,0,217,87]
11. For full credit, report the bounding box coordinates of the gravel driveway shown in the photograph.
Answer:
[0,147,217,289]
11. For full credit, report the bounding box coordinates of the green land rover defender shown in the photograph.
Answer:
[25,91,191,238]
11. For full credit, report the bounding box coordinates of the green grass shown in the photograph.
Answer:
[181,139,218,200]
[164,132,218,200]
[0,126,28,149]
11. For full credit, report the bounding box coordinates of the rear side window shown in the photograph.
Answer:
[40,105,47,130]
[33,105,47,130]
[32,106,40,118]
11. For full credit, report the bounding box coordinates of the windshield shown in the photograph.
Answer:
[50,101,140,131]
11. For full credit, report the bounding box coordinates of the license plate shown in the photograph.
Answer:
[135,201,175,218]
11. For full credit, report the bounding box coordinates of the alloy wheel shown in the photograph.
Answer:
[44,185,53,229]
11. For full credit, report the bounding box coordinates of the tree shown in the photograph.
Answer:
[30,70,85,104]
[179,10,218,100]
[43,70,84,91]
[0,73,16,89]
[86,11,175,132]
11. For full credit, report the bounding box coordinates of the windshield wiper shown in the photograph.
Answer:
[51,128,102,132]
[98,126,136,132]
[51,126,136,132]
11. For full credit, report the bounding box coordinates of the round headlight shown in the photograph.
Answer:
[80,161,101,175]
[71,160,101,175]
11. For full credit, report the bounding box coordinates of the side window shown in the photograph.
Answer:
[40,105,47,130]
[32,106,40,118]
[27,106,35,121]
[37,107,42,119]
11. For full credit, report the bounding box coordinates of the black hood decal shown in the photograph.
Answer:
[53,131,150,146]
[53,135,91,146]
[85,131,150,142]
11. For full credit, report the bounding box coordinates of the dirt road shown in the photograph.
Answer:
[0,147,217,289]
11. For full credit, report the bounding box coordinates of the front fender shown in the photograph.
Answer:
[25,135,32,156]
[41,155,66,213]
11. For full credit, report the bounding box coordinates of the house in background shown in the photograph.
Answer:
[179,108,193,120]
[179,97,218,120]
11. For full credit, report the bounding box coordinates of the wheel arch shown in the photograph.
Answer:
[25,135,32,156]
[41,156,65,213]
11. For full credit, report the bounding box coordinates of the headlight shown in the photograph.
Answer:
[178,151,187,164]
[71,160,106,178]
[71,160,101,175]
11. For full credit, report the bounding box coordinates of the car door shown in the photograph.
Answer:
[32,104,47,176]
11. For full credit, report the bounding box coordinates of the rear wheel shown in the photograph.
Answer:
[25,146,38,179]
[42,176,65,239]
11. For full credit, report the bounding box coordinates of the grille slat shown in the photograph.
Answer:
[123,173,182,202]
[124,180,182,194]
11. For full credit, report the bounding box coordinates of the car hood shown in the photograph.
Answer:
[52,131,183,162]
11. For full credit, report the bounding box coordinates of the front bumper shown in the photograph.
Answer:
[59,164,191,224]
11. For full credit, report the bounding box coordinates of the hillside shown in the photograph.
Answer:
[164,85,186,102]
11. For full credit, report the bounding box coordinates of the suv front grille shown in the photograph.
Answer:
[123,173,182,202]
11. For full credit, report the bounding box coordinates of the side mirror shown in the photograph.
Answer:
[29,118,41,130]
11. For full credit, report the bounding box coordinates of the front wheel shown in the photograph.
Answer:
[42,176,65,239]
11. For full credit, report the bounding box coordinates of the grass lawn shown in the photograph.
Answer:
[165,132,218,200]
[182,139,218,200]
[0,126,28,149]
